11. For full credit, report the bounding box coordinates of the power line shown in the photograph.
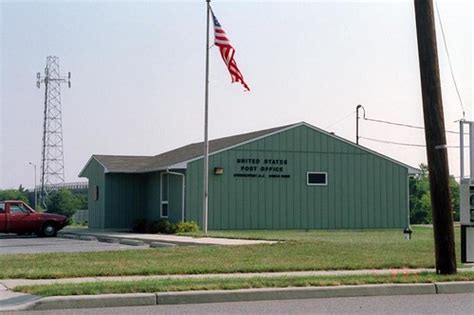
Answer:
[363,116,466,135]
[434,1,466,118]
[364,117,424,130]
[360,136,426,147]
[360,136,465,149]
[324,110,355,129]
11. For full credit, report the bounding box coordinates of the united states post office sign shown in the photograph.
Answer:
[233,158,291,178]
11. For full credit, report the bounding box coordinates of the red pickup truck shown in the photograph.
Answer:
[0,200,67,237]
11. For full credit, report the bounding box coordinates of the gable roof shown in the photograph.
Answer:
[79,123,297,176]
[79,122,420,176]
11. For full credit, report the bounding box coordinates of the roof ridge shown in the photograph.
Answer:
[138,122,299,172]
[82,121,419,175]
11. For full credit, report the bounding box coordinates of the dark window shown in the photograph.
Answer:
[161,174,170,218]
[92,185,99,201]
[307,172,327,185]
[0,202,4,213]
[161,203,169,218]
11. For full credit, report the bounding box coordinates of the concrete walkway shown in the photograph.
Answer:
[1,268,474,311]
[59,228,276,246]
[2,267,474,290]
[0,269,474,312]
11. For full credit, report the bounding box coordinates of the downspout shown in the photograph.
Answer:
[165,169,186,222]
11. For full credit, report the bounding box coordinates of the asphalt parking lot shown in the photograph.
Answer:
[0,234,148,254]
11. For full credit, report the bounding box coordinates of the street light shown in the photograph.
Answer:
[28,162,37,209]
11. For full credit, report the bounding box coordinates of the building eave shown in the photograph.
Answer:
[78,155,109,177]
[176,121,420,174]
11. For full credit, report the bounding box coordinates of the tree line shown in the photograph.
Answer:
[409,163,460,224]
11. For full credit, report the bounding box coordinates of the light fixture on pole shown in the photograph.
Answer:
[28,162,37,209]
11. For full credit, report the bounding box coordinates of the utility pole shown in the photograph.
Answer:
[356,104,365,145]
[36,56,71,207]
[414,0,456,274]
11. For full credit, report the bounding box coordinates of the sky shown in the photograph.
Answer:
[0,0,472,189]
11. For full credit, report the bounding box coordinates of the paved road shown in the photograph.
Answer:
[9,293,474,314]
[0,234,147,254]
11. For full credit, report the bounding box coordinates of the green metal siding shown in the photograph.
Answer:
[145,172,161,221]
[104,173,147,229]
[186,125,408,230]
[168,173,184,222]
[80,159,106,229]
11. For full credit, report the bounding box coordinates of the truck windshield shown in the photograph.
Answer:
[0,202,4,213]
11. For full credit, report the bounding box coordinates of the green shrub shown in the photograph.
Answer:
[175,221,199,233]
[147,220,161,233]
[156,219,177,234]
[132,219,148,233]
[133,219,184,234]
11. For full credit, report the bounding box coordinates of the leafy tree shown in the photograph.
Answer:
[45,188,80,219]
[74,193,88,210]
[450,176,460,221]
[409,163,460,224]
[0,188,29,203]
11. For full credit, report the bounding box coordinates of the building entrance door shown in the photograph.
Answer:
[160,172,184,223]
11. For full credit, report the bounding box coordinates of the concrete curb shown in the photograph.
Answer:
[97,237,120,244]
[150,242,176,248]
[119,239,145,246]
[1,293,156,311]
[2,282,474,311]
[436,281,474,294]
[58,233,79,240]
[156,283,435,305]
[78,235,97,241]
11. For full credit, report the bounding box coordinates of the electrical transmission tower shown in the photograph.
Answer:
[36,56,71,206]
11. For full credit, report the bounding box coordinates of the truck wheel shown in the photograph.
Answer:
[42,222,57,237]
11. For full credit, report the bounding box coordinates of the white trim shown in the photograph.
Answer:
[183,124,300,165]
[103,166,187,174]
[299,122,420,175]
[78,156,109,177]
[137,163,188,174]
[167,162,188,170]
[82,122,420,176]
[306,172,328,186]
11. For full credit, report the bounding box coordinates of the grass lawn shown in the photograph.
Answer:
[14,272,474,297]
[0,226,460,279]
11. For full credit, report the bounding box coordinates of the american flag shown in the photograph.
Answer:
[211,10,250,91]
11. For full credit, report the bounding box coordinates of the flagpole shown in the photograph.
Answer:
[203,0,211,235]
